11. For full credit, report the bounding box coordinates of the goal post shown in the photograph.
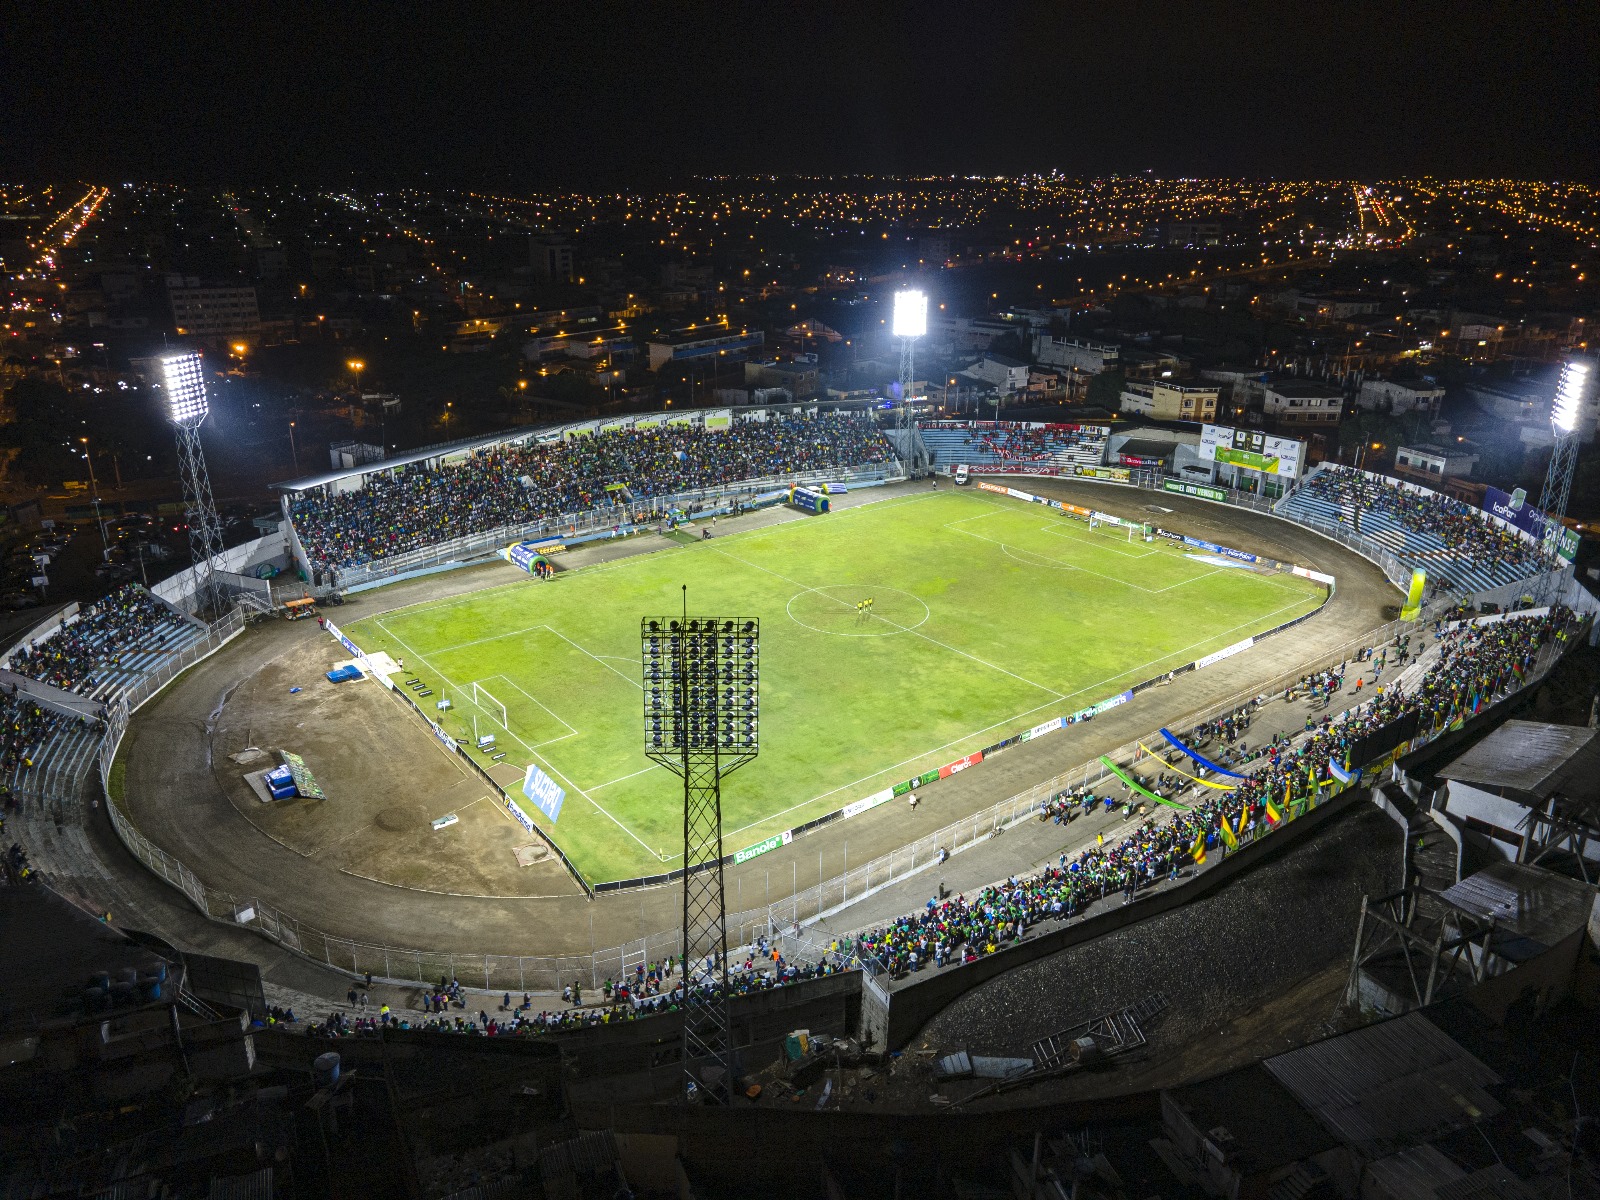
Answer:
[471,680,509,729]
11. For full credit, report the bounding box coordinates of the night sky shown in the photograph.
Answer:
[5,1,1597,184]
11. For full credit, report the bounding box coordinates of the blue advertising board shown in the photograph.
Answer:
[1482,486,1577,562]
[522,763,566,823]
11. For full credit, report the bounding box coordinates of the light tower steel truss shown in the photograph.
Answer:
[1534,360,1590,605]
[642,606,759,1103]
[161,353,228,617]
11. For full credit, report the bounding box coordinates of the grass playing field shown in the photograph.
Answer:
[344,488,1325,883]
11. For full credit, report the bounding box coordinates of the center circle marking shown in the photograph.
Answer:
[785,585,931,637]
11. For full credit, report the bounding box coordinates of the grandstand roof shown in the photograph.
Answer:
[272,427,544,492]
[1436,720,1600,803]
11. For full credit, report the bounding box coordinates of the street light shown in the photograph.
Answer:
[80,437,109,560]
[288,421,299,473]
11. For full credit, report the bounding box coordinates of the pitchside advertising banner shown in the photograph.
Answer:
[521,763,566,823]
[1482,486,1579,562]
[1163,479,1227,502]
[1200,425,1304,479]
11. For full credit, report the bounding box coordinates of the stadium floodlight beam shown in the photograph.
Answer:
[892,288,927,464]
[642,596,759,1104]
[1534,359,1589,606]
[159,351,228,617]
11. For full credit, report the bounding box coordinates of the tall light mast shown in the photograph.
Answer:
[892,288,927,470]
[160,352,227,618]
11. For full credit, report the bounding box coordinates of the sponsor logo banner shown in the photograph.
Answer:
[1024,717,1065,741]
[1005,487,1036,502]
[1073,465,1131,481]
[968,464,1061,476]
[1290,565,1337,585]
[1195,636,1254,670]
[1163,479,1227,502]
[522,763,567,823]
[844,788,897,819]
[734,828,793,864]
[504,796,536,834]
[1483,485,1578,562]
[1181,534,1257,563]
[977,481,1009,495]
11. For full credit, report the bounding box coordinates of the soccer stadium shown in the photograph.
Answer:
[5,396,1597,1157]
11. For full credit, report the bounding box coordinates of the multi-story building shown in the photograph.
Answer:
[165,276,261,338]
[1357,376,1445,417]
[646,326,764,370]
[1468,375,1598,443]
[1394,442,1479,485]
[960,353,1030,393]
[743,358,819,399]
[529,236,574,283]
[1261,379,1344,429]
[1119,379,1219,423]
[1031,334,1119,374]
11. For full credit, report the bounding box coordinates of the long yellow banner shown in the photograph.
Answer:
[1138,743,1237,790]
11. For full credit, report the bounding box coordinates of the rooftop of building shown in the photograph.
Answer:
[1264,378,1345,398]
[1437,719,1600,803]
[1164,1063,1339,1172]
[1436,861,1597,962]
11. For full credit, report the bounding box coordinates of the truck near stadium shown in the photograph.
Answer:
[953,464,971,485]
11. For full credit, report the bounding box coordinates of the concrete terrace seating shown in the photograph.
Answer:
[918,422,1109,474]
[1277,465,1539,595]
[5,585,206,708]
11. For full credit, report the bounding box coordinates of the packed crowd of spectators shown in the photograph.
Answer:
[851,607,1573,978]
[289,413,892,573]
[1300,465,1543,574]
[5,585,179,698]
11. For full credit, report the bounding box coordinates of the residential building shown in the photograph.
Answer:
[1357,376,1445,417]
[1261,378,1343,428]
[1468,374,1598,443]
[1162,220,1221,246]
[959,353,1030,393]
[1393,442,1478,484]
[1118,379,1219,422]
[523,326,635,363]
[529,236,574,283]
[743,358,818,398]
[1031,333,1119,374]
[646,326,764,370]
[165,277,261,337]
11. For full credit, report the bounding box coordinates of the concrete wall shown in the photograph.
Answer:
[880,786,1368,1048]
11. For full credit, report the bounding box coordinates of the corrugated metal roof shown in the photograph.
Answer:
[1363,1145,1466,1200]
[1438,721,1598,799]
[1436,860,1597,952]
[208,1166,275,1200]
[1433,1164,1538,1200]
[1263,1012,1502,1156]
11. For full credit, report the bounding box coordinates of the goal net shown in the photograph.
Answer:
[470,680,509,729]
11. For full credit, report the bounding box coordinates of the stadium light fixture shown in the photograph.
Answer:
[892,288,928,339]
[159,351,209,427]
[1552,359,1590,435]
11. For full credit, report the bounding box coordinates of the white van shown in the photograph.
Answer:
[953,464,971,486]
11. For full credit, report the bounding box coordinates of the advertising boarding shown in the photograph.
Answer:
[1482,486,1578,562]
[521,763,567,823]
[1200,424,1304,479]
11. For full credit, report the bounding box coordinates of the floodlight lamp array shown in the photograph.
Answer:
[642,617,759,763]
[892,288,928,339]
[160,352,209,426]
[1552,360,1590,435]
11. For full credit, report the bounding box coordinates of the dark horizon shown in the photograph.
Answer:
[4,2,1598,187]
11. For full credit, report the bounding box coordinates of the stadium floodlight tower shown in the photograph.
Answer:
[1535,359,1589,605]
[641,594,759,1104]
[892,287,927,448]
[160,351,228,618]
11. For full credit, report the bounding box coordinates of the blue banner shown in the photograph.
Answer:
[522,763,566,822]
[1180,535,1257,564]
[1158,727,1248,779]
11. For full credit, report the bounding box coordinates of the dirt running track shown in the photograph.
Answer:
[119,478,1399,960]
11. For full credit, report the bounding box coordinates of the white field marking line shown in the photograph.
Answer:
[351,487,945,626]
[707,545,1066,700]
[591,763,661,790]
[375,618,661,860]
[955,522,1213,594]
[717,589,1324,841]
[487,673,579,739]
[541,626,644,691]
[1037,519,1162,560]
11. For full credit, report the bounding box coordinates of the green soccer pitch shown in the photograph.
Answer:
[343,488,1326,883]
